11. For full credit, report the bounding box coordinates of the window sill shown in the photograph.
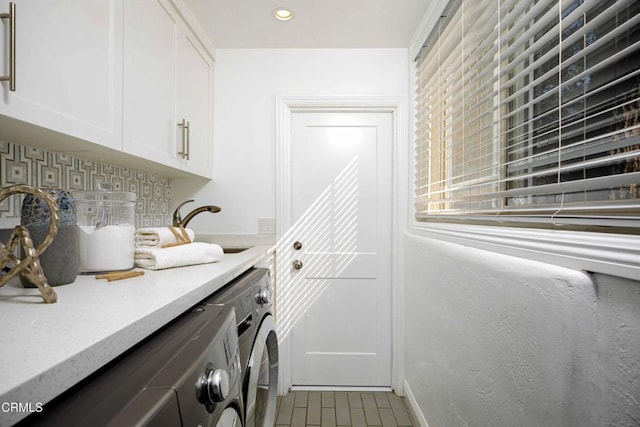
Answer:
[408,222,640,281]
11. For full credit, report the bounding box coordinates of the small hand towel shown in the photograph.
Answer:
[134,242,223,270]
[135,227,195,247]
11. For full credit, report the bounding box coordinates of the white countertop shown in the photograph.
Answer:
[0,245,273,426]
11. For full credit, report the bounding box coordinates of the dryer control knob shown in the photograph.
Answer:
[207,368,230,403]
[197,368,230,405]
[256,288,270,305]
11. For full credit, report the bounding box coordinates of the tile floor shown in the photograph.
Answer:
[276,391,414,426]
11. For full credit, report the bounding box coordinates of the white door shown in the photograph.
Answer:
[281,111,393,387]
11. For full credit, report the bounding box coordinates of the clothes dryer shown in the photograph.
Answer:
[206,268,278,427]
[22,304,243,427]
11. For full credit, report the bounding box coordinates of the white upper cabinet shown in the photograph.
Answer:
[177,30,213,177]
[123,0,213,178]
[0,0,213,178]
[0,0,123,150]
[123,0,180,169]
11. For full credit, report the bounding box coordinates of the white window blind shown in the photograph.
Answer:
[415,0,640,230]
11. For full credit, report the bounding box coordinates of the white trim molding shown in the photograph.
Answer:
[409,0,448,60]
[409,222,640,281]
[403,380,430,427]
[275,95,409,394]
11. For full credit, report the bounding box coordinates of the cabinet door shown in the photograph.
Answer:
[177,30,213,177]
[122,0,180,168]
[0,0,122,150]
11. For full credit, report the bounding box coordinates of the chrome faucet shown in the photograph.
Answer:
[172,200,221,227]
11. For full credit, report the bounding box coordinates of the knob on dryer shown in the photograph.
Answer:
[255,288,270,305]
[196,368,230,405]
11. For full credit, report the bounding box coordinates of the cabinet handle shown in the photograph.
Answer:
[177,118,187,159]
[185,120,190,160]
[0,2,16,91]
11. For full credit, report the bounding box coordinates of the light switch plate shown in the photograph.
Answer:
[258,218,276,234]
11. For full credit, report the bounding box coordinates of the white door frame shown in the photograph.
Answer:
[275,95,408,395]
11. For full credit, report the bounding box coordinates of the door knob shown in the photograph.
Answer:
[292,260,303,270]
[293,241,302,250]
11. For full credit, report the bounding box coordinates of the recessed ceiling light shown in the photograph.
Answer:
[273,8,293,21]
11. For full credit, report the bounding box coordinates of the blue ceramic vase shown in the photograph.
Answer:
[20,189,78,287]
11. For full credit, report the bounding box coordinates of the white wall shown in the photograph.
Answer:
[404,232,640,427]
[172,48,409,234]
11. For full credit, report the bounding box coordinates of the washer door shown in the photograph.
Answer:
[216,407,242,427]
[245,315,278,427]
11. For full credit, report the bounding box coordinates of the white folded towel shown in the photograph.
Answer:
[134,242,223,270]
[135,227,195,247]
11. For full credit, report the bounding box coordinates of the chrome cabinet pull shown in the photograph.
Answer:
[292,260,303,270]
[177,118,190,160]
[185,119,190,160]
[177,118,187,159]
[0,2,16,91]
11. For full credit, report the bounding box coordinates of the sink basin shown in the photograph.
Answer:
[222,247,252,254]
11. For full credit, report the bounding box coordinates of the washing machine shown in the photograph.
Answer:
[206,268,278,427]
[21,303,243,427]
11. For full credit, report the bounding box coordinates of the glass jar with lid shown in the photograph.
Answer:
[73,184,136,274]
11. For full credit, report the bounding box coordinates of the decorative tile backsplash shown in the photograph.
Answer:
[0,140,172,227]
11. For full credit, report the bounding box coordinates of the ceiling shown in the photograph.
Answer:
[183,0,431,49]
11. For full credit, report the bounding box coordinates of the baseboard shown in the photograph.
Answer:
[290,385,393,392]
[403,380,430,427]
